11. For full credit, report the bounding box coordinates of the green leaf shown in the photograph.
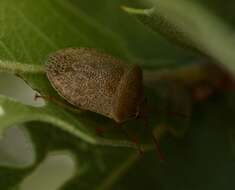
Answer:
[0,121,141,190]
[0,80,191,189]
[0,95,141,149]
[15,94,235,190]
[0,95,153,189]
[25,122,141,190]
[121,6,198,53]
[122,0,235,74]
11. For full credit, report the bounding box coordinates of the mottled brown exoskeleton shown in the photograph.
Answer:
[46,48,144,123]
[46,48,163,159]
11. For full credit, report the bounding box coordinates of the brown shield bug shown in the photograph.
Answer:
[46,48,144,123]
[45,48,164,159]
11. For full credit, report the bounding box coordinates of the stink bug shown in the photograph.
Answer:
[45,48,164,159]
[46,48,143,123]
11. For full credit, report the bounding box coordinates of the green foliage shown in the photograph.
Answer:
[123,0,235,73]
[0,0,235,189]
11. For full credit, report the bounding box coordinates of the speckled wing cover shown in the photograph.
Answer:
[46,48,143,123]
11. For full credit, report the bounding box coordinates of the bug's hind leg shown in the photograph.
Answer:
[138,99,165,161]
[115,123,144,155]
[95,127,110,137]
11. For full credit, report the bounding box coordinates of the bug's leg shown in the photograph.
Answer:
[115,123,144,155]
[95,123,143,153]
[142,114,165,161]
[34,93,68,108]
[34,93,50,101]
[34,93,81,114]
[34,93,65,104]
[139,99,165,161]
[95,127,107,137]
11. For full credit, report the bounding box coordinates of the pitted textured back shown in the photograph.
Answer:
[46,48,143,123]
